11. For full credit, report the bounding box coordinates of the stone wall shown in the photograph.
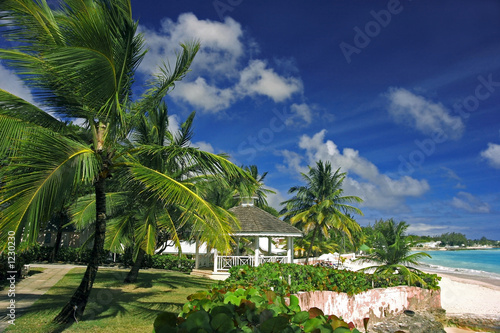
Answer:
[294,286,441,328]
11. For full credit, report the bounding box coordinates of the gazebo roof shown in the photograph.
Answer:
[229,205,302,237]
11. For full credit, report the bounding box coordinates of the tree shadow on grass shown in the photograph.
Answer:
[10,268,212,332]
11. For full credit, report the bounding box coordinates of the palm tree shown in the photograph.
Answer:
[0,0,247,323]
[119,104,239,283]
[357,219,431,285]
[281,161,363,264]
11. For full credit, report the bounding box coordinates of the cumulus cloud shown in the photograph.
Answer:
[285,103,313,126]
[0,63,35,104]
[139,13,244,77]
[278,130,430,210]
[138,13,303,113]
[236,60,303,102]
[193,141,215,153]
[170,77,235,112]
[407,223,450,235]
[386,88,464,140]
[451,192,490,213]
[265,186,287,211]
[480,143,500,168]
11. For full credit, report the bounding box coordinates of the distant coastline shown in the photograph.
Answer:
[411,246,498,251]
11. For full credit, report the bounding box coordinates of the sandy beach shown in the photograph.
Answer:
[344,260,500,332]
[438,272,500,316]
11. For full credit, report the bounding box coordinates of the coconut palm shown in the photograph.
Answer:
[357,219,431,285]
[120,103,239,283]
[0,0,247,323]
[281,161,363,264]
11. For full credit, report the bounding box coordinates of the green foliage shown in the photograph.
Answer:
[12,244,108,265]
[358,219,431,286]
[121,251,195,272]
[438,232,468,247]
[218,263,440,295]
[154,287,362,333]
[281,162,363,263]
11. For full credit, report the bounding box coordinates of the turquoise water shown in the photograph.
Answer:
[416,248,500,279]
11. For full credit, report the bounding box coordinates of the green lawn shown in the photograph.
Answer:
[7,268,211,333]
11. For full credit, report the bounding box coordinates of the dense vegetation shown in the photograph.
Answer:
[218,263,441,295]
[410,232,500,248]
[154,287,365,333]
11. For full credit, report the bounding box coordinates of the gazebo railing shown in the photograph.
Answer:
[259,256,288,264]
[216,255,288,272]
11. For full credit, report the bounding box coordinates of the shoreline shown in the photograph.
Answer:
[345,260,500,329]
[412,246,498,251]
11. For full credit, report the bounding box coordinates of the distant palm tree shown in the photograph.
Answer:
[281,161,363,264]
[357,219,431,285]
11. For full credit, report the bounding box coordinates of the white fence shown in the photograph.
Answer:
[216,255,288,272]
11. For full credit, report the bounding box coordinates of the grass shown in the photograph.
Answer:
[6,268,211,333]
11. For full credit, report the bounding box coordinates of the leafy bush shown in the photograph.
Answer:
[121,251,194,273]
[154,287,364,333]
[218,263,440,296]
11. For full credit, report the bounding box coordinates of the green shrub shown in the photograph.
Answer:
[218,263,440,296]
[154,287,364,333]
[121,250,195,272]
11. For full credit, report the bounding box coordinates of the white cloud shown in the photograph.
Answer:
[285,103,313,126]
[236,60,303,103]
[0,63,35,104]
[265,186,287,212]
[451,192,490,213]
[386,88,464,140]
[193,141,214,153]
[170,77,235,112]
[138,14,304,113]
[407,223,450,235]
[480,143,500,168]
[139,13,244,77]
[279,130,430,210]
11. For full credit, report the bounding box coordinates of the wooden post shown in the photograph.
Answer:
[268,237,272,255]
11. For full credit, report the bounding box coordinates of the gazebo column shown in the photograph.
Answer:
[287,236,294,264]
[213,248,218,273]
[254,236,260,267]
[195,237,200,269]
[268,237,272,255]
[236,236,240,255]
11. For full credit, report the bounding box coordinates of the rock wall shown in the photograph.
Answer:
[294,286,441,328]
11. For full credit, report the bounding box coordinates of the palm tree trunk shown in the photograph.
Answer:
[53,176,107,323]
[124,248,145,283]
[305,226,319,265]
[50,212,65,263]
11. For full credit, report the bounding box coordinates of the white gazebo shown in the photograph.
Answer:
[211,198,302,274]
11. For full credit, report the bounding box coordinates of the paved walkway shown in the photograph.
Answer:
[0,264,77,332]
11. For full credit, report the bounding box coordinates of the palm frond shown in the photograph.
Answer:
[0,129,99,247]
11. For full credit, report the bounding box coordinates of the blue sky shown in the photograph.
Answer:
[1,1,499,239]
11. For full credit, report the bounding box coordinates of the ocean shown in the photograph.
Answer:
[416,248,500,282]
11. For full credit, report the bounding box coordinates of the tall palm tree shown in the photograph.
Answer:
[0,0,247,323]
[357,219,431,285]
[281,161,363,264]
[120,104,239,283]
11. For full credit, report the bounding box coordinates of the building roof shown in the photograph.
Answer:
[229,205,302,237]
